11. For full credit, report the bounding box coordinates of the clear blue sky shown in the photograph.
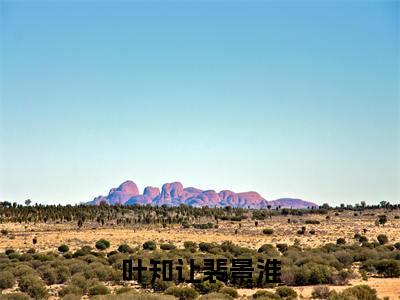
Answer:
[0,0,398,206]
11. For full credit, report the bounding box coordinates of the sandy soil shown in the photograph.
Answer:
[0,211,398,252]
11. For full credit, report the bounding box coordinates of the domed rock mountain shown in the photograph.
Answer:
[87,180,317,209]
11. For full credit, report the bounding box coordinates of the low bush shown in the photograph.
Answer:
[305,220,320,224]
[311,286,330,299]
[164,286,199,300]
[252,290,280,299]
[19,274,48,299]
[59,285,83,297]
[258,244,274,253]
[275,286,297,299]
[276,243,288,253]
[198,292,233,300]
[118,244,133,253]
[143,240,157,250]
[95,239,110,250]
[193,280,225,294]
[220,287,238,298]
[262,228,274,235]
[71,273,88,290]
[329,285,379,300]
[0,270,15,289]
[366,259,400,277]
[336,238,346,245]
[0,293,30,300]
[193,223,214,229]
[377,234,389,245]
[183,241,197,252]
[88,283,110,295]
[116,287,133,294]
[58,244,70,253]
[160,243,176,250]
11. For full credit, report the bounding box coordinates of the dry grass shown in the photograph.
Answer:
[0,209,398,253]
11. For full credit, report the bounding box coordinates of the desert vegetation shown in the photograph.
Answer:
[0,202,399,299]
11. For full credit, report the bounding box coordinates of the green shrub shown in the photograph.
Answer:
[97,293,174,300]
[263,228,274,235]
[220,287,238,298]
[59,285,83,297]
[311,286,330,299]
[8,252,21,260]
[0,270,15,289]
[160,243,176,250]
[334,250,353,266]
[118,244,133,253]
[0,293,30,300]
[198,242,222,254]
[183,241,197,251]
[194,280,225,294]
[151,278,175,292]
[258,244,274,253]
[58,244,69,253]
[19,274,48,299]
[116,287,133,294]
[394,242,400,250]
[198,292,233,300]
[164,286,199,300]
[62,294,81,300]
[71,273,88,290]
[193,222,214,229]
[88,283,110,295]
[95,239,110,250]
[309,264,333,284]
[331,285,379,300]
[372,259,400,277]
[55,266,70,284]
[40,267,57,285]
[275,286,297,299]
[193,280,224,294]
[143,240,157,250]
[252,290,280,299]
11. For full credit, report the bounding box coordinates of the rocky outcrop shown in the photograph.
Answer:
[88,180,318,209]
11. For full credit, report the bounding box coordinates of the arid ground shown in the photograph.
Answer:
[0,208,399,299]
